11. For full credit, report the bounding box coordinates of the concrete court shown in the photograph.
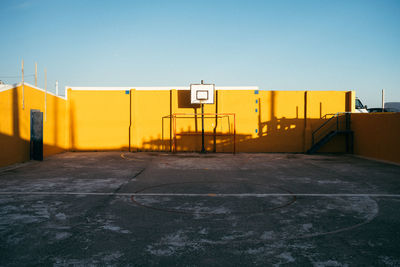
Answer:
[0,152,400,266]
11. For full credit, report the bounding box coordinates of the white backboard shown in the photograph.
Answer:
[190,84,215,104]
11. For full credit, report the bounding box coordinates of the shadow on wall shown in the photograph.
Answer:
[65,89,351,153]
[139,117,345,153]
[138,91,351,153]
[352,113,400,164]
[0,85,29,166]
[0,85,65,167]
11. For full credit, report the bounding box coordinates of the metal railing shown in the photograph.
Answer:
[312,112,351,146]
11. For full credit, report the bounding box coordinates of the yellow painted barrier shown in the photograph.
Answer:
[352,113,400,164]
[1,84,357,168]
[0,83,66,167]
[67,89,130,151]
[8,84,400,168]
[67,88,352,153]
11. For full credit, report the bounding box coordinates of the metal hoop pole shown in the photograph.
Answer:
[201,104,205,153]
[233,114,236,154]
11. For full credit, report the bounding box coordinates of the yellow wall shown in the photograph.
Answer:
[131,90,171,151]
[67,89,130,151]
[0,84,66,167]
[67,88,351,153]
[4,85,399,168]
[308,91,352,153]
[352,113,400,164]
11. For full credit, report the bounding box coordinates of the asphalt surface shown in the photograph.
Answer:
[1,152,400,266]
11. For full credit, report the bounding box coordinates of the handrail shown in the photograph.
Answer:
[312,112,351,145]
[321,113,337,119]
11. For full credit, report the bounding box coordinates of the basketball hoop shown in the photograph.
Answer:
[190,80,215,153]
[190,82,215,104]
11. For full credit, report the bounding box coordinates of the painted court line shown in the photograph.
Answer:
[0,192,400,197]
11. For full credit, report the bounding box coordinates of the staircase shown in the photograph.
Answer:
[307,112,353,154]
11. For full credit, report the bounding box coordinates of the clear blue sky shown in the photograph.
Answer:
[1,0,399,107]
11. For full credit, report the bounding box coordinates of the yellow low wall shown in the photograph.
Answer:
[0,84,66,167]
[67,88,352,153]
[352,113,400,164]
[1,84,362,168]
[67,89,130,151]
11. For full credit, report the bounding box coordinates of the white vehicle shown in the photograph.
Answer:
[355,97,368,113]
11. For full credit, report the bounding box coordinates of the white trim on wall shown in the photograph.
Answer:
[0,82,67,100]
[67,86,260,91]
[0,84,15,93]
